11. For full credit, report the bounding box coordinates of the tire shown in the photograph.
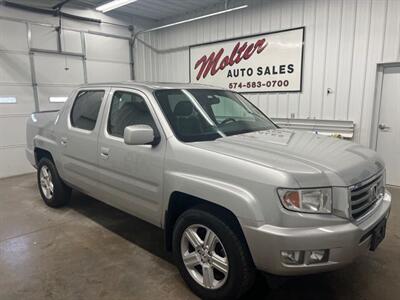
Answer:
[173,207,255,300]
[37,158,71,208]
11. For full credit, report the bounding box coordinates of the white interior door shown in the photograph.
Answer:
[376,66,400,186]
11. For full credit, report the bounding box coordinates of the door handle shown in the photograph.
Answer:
[60,137,68,146]
[378,123,391,131]
[100,147,110,159]
[100,152,109,159]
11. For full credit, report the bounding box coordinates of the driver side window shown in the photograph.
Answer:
[107,91,156,138]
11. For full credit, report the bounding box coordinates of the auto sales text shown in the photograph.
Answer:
[227,64,294,78]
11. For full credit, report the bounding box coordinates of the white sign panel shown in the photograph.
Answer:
[189,27,304,93]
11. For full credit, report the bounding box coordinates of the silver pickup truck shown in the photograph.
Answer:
[26,82,391,300]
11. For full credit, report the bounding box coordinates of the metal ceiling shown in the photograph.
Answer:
[76,0,226,21]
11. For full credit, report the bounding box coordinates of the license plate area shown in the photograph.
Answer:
[370,218,387,251]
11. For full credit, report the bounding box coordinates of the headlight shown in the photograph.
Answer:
[277,188,332,214]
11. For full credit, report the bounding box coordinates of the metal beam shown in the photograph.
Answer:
[52,0,72,10]
[26,23,40,112]
[80,32,88,84]
[3,1,102,24]
[0,15,132,40]
[29,48,85,58]
[272,118,355,139]
[129,26,135,80]
[4,1,54,15]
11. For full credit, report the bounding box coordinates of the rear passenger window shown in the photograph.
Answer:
[108,91,156,138]
[71,90,105,131]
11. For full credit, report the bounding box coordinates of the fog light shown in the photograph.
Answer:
[308,249,329,264]
[281,250,304,265]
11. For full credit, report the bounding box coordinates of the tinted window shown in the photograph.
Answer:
[210,95,255,121]
[108,91,156,138]
[154,89,276,142]
[71,90,104,130]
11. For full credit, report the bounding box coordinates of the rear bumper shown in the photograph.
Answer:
[241,191,391,275]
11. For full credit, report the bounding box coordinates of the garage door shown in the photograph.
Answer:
[0,19,35,178]
[0,19,132,178]
[31,24,85,111]
[85,34,131,83]
[34,53,84,111]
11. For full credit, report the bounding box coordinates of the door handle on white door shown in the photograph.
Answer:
[60,137,68,146]
[100,147,110,159]
[378,123,391,131]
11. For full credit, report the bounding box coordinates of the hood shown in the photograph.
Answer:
[190,129,384,187]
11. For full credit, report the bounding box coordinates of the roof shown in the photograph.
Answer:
[82,81,225,91]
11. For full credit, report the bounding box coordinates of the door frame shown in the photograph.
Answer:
[370,62,400,150]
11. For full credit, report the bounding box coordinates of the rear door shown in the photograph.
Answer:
[60,88,108,194]
[96,88,166,225]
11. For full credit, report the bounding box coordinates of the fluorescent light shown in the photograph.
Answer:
[96,0,138,13]
[143,5,248,33]
[0,96,16,104]
[49,96,68,103]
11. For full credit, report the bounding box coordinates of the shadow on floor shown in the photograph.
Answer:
[68,191,346,300]
[69,190,173,263]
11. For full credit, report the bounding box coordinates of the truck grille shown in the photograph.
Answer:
[350,173,384,220]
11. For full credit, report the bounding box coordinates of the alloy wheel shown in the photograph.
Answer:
[180,224,229,290]
[39,165,54,199]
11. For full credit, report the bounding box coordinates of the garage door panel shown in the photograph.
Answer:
[0,85,35,115]
[0,115,29,147]
[34,54,84,85]
[0,147,34,178]
[0,20,28,51]
[87,61,130,83]
[85,34,129,62]
[0,53,31,83]
[37,86,75,111]
[31,24,58,51]
[61,30,82,54]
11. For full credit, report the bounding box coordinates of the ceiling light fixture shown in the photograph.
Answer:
[143,5,248,33]
[96,0,138,13]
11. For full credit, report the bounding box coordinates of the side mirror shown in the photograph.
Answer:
[124,125,157,146]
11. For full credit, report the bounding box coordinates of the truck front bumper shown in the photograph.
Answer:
[241,191,391,276]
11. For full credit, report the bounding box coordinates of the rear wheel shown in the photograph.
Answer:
[37,158,71,207]
[173,208,255,300]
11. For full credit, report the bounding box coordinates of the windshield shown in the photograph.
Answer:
[154,89,277,142]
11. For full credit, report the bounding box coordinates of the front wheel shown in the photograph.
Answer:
[172,208,255,300]
[37,158,71,207]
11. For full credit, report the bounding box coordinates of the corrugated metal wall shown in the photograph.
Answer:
[134,0,400,146]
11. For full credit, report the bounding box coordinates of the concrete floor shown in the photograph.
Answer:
[0,174,399,300]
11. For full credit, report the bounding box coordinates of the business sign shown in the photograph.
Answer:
[189,27,304,93]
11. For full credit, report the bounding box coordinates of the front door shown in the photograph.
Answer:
[376,66,400,186]
[97,88,166,225]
